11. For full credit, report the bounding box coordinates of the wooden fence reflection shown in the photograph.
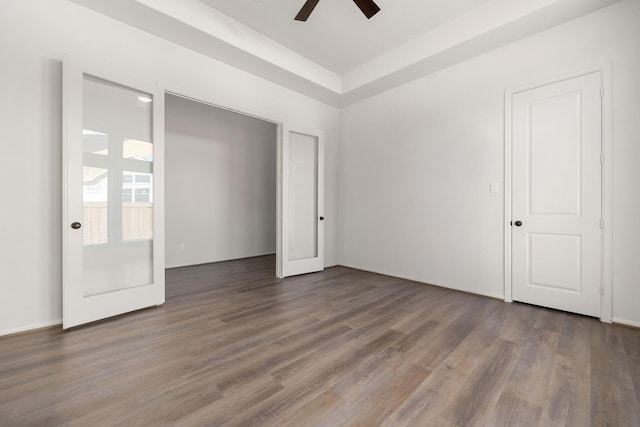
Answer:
[83,202,153,245]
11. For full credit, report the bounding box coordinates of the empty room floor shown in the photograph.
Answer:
[1,255,639,426]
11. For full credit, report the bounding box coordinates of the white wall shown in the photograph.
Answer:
[339,0,640,325]
[165,95,277,268]
[0,0,340,335]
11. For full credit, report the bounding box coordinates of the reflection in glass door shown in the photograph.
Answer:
[288,132,318,261]
[82,75,155,297]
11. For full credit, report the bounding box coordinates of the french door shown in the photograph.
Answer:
[279,129,324,277]
[63,58,165,328]
[511,72,602,317]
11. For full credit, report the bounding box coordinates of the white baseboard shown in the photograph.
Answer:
[612,317,640,328]
[0,320,62,337]
[166,252,277,269]
[337,262,505,301]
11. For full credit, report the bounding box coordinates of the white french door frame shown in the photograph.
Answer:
[63,57,166,328]
[503,64,613,323]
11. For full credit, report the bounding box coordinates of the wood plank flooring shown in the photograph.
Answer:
[1,255,638,426]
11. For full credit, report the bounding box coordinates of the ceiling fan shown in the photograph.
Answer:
[295,0,381,21]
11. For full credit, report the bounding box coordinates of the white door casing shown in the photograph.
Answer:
[510,71,603,318]
[280,129,325,277]
[63,57,165,328]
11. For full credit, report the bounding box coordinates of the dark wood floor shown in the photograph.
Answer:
[1,255,639,426]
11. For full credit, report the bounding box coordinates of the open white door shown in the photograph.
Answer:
[62,58,165,328]
[279,129,324,277]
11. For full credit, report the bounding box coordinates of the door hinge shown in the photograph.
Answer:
[600,87,605,98]
[600,218,604,229]
[600,284,604,296]
[600,153,605,164]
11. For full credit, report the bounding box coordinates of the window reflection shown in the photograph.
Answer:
[81,74,155,295]
[122,170,153,241]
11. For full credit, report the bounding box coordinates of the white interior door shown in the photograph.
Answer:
[280,129,324,277]
[63,58,165,328]
[512,72,602,317]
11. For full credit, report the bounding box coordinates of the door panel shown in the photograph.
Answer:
[528,92,581,215]
[528,233,581,292]
[289,132,319,261]
[82,76,154,297]
[512,72,602,317]
[63,59,164,328]
[281,130,324,277]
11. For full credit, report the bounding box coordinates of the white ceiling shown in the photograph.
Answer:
[70,0,621,106]
[198,0,496,74]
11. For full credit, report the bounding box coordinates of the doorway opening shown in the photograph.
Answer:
[164,93,279,274]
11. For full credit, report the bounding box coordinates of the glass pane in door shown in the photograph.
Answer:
[288,131,319,261]
[82,74,154,297]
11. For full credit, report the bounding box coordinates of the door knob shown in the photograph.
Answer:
[514,221,523,227]
[319,216,325,221]
[71,222,82,230]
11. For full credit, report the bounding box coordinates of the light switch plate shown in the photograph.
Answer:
[490,183,499,193]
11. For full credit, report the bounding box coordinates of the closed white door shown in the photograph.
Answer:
[512,72,602,317]
[63,58,165,328]
[280,130,324,277]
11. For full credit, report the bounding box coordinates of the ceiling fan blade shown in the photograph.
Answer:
[295,0,321,21]
[353,0,380,19]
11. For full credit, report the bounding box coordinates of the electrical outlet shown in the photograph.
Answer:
[179,243,185,251]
